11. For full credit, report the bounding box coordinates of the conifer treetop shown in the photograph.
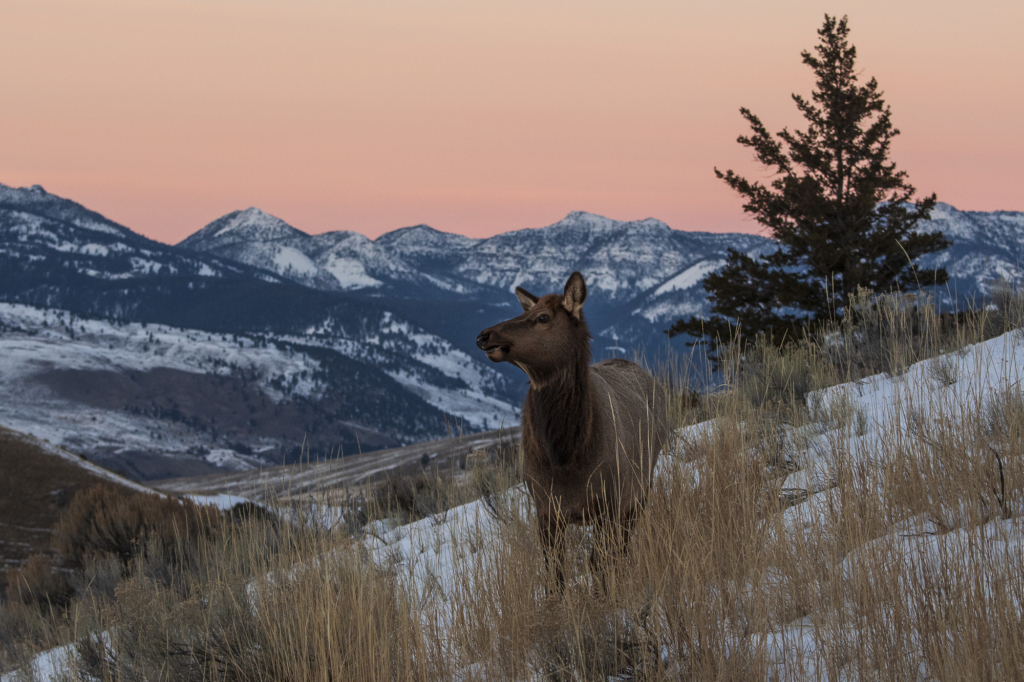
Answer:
[668,14,949,350]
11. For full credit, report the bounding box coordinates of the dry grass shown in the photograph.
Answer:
[5,288,1024,680]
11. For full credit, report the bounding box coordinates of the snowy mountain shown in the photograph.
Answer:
[2,180,1022,480]
[178,208,775,351]
[916,202,1024,298]
[178,202,1024,350]
[0,183,520,478]
[0,184,272,286]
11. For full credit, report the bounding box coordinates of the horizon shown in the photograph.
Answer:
[6,180,770,245]
[2,1,1022,243]
[9,181,1002,249]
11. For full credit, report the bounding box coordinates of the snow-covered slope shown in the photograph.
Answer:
[0,303,518,479]
[363,327,1024,680]
[917,202,1024,297]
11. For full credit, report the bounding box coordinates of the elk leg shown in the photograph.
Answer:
[539,515,566,595]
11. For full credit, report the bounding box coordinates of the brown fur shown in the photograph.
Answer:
[476,272,666,589]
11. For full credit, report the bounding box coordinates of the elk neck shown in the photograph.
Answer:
[524,335,594,468]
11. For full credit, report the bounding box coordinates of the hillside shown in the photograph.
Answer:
[0,426,151,594]
[0,303,516,479]
[8,300,1024,680]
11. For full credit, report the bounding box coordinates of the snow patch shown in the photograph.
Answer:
[654,259,725,296]
[322,254,383,289]
[271,246,318,277]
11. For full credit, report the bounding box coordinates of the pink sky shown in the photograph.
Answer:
[2,1,1021,244]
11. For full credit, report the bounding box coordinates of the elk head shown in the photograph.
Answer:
[476,272,591,382]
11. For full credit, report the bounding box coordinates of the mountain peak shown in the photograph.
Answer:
[375,223,477,251]
[564,210,605,221]
[178,207,306,249]
[542,211,670,235]
[212,207,295,238]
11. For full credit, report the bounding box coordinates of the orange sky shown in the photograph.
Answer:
[2,1,1022,243]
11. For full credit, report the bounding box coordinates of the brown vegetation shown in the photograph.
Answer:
[0,427,139,594]
[3,287,1024,680]
[51,484,222,570]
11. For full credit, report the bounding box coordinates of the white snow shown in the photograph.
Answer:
[204,448,261,471]
[0,642,77,682]
[321,254,383,289]
[185,492,253,510]
[653,259,725,296]
[365,487,534,609]
[78,243,109,257]
[270,246,319,278]
[635,299,704,323]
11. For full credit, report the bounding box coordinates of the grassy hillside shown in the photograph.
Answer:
[4,288,1024,680]
[0,427,147,594]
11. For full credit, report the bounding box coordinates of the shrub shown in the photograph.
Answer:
[51,485,222,572]
[5,554,72,609]
[367,470,461,524]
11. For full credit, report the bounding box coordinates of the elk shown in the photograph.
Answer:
[476,271,666,590]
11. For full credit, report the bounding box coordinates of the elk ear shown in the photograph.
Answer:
[562,271,587,318]
[515,287,539,312]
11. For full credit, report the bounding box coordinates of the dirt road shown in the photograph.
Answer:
[151,426,521,502]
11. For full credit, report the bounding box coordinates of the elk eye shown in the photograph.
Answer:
[536,314,550,324]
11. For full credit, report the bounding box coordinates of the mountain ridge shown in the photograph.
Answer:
[3,180,1023,481]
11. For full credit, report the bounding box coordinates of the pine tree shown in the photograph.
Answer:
[667,14,949,348]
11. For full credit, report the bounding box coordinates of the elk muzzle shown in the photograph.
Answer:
[476,328,511,362]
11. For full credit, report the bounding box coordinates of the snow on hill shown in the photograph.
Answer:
[362,327,1024,679]
[0,303,518,479]
[917,202,1024,297]
[12,325,1024,680]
